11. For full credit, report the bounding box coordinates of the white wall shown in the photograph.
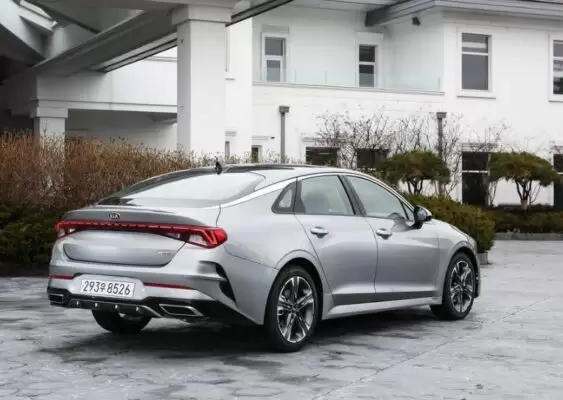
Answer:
[442,12,563,204]
[252,9,563,205]
[37,59,177,112]
[253,7,369,87]
[253,84,446,162]
[384,12,444,91]
[67,110,177,150]
[252,7,444,91]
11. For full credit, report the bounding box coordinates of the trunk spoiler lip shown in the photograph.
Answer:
[59,205,220,227]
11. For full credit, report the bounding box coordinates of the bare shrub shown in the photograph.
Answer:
[0,135,202,210]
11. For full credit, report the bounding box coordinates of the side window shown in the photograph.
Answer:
[273,182,296,213]
[298,176,354,216]
[347,176,407,220]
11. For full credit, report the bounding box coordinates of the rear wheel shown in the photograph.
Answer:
[431,253,476,320]
[92,310,151,334]
[264,265,319,353]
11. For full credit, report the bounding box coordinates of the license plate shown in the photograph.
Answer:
[79,279,135,298]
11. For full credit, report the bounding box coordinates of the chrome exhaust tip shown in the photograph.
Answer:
[48,293,66,304]
[159,304,204,317]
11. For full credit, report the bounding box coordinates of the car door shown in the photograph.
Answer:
[343,175,440,300]
[294,174,378,306]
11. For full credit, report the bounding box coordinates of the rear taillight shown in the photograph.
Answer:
[54,220,228,249]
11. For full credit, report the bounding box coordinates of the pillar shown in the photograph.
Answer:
[30,107,67,143]
[172,5,231,157]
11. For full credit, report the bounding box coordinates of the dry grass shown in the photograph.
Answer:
[0,135,211,209]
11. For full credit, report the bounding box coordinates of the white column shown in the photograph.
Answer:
[227,18,253,158]
[30,107,67,142]
[172,5,231,157]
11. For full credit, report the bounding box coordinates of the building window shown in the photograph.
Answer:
[306,147,338,166]
[356,148,388,170]
[553,154,563,209]
[358,45,377,87]
[553,41,563,95]
[225,141,231,159]
[251,145,261,163]
[461,151,489,206]
[263,37,286,82]
[461,33,491,91]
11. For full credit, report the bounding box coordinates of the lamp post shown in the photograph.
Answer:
[279,105,290,163]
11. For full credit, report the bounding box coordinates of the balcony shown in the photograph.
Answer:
[254,68,443,94]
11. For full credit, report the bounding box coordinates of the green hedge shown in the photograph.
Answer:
[0,206,64,268]
[489,210,563,233]
[406,195,495,253]
[1,195,497,270]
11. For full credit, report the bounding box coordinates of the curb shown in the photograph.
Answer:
[495,233,563,241]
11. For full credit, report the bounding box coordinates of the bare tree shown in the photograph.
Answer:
[314,109,393,169]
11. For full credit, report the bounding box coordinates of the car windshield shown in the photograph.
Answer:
[98,169,265,207]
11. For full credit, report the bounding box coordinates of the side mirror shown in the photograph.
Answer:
[414,205,432,226]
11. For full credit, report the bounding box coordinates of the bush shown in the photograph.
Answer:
[0,135,205,210]
[406,195,495,253]
[0,206,64,267]
[0,135,210,269]
[378,150,450,195]
[488,210,563,233]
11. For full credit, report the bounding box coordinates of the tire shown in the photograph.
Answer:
[92,310,151,335]
[431,252,476,321]
[264,265,320,353]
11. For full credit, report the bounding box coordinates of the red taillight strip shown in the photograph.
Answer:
[55,220,227,248]
[49,274,73,280]
[144,282,192,290]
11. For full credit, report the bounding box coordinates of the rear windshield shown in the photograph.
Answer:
[98,170,265,207]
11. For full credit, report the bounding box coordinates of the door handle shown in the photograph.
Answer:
[376,229,393,238]
[310,227,329,237]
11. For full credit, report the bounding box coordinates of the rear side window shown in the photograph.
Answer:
[98,170,264,207]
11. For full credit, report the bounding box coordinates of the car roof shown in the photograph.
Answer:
[220,163,356,186]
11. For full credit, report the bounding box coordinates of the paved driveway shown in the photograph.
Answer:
[1,241,563,400]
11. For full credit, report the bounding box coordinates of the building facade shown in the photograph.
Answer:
[2,0,563,206]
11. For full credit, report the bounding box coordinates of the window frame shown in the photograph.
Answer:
[251,145,261,163]
[305,146,339,166]
[294,174,360,217]
[459,30,494,98]
[341,174,414,222]
[358,44,378,88]
[460,148,491,206]
[355,32,383,88]
[261,34,287,83]
[550,34,563,102]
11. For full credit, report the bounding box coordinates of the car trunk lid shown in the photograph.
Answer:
[58,205,221,267]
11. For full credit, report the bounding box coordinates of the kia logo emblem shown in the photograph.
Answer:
[108,212,120,221]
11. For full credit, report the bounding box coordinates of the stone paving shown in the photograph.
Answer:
[1,240,563,400]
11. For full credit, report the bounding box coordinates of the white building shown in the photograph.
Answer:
[2,0,563,206]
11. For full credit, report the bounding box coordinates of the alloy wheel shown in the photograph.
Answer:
[449,260,474,313]
[276,276,315,344]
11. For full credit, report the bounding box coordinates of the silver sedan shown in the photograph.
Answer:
[47,164,480,352]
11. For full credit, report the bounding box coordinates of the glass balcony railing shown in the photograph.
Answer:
[255,69,442,92]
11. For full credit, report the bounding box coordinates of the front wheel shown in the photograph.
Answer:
[431,253,476,321]
[92,310,151,334]
[264,266,319,353]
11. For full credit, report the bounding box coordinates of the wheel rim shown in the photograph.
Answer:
[277,276,315,344]
[449,260,474,313]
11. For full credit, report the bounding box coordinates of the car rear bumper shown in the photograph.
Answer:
[46,285,254,325]
[48,238,279,325]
